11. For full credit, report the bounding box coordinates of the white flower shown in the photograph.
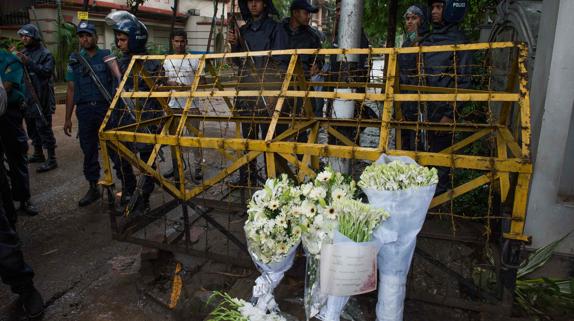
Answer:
[268,200,280,210]
[316,170,333,182]
[331,188,347,201]
[324,206,337,220]
[309,186,327,200]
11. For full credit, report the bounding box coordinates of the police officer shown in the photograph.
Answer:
[0,58,44,321]
[283,0,324,116]
[398,4,429,151]
[420,0,472,194]
[106,11,161,213]
[227,0,289,184]
[0,47,39,216]
[17,24,58,173]
[63,21,137,207]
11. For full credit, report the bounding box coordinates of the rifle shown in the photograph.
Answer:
[228,11,270,114]
[21,65,48,127]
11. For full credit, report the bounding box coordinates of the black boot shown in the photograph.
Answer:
[37,148,58,173]
[28,146,45,163]
[19,200,39,216]
[79,181,101,207]
[132,193,150,216]
[18,287,44,319]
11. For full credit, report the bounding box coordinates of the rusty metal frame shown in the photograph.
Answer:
[99,42,532,244]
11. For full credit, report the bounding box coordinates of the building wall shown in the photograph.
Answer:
[525,0,574,255]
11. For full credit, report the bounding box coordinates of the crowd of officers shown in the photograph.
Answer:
[0,0,469,318]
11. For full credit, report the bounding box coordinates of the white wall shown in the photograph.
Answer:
[525,0,574,255]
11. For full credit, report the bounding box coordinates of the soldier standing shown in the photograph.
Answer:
[63,21,137,207]
[17,24,58,173]
[106,11,162,214]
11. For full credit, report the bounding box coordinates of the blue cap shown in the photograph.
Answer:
[290,0,319,13]
[77,20,97,35]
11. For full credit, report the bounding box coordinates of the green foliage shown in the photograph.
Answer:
[0,38,23,51]
[515,232,574,319]
[54,22,78,81]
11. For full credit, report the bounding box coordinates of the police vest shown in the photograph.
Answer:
[69,49,114,105]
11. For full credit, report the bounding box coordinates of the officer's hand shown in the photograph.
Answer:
[227,30,237,46]
[310,64,320,76]
[64,119,73,137]
[16,52,29,64]
[440,116,453,123]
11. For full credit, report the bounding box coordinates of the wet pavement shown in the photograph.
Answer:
[0,105,174,321]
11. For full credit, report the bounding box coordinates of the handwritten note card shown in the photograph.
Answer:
[320,243,379,296]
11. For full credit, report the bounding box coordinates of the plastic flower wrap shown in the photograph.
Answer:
[295,166,356,319]
[207,292,287,321]
[359,155,437,321]
[317,198,389,321]
[245,174,301,264]
[358,160,438,191]
[244,175,301,313]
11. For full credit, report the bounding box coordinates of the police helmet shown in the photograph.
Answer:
[429,0,468,24]
[105,11,148,53]
[17,24,42,41]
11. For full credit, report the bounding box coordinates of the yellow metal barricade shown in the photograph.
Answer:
[99,42,532,243]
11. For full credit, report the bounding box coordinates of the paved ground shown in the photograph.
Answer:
[0,105,174,321]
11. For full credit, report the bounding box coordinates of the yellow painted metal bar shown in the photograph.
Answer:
[131,42,516,60]
[100,131,532,173]
[430,173,500,208]
[176,56,207,137]
[379,49,397,150]
[299,122,320,181]
[107,140,182,198]
[517,43,532,159]
[266,153,277,178]
[327,126,358,147]
[496,132,510,202]
[499,128,522,158]
[265,54,299,141]
[98,57,138,185]
[120,90,520,102]
[439,129,491,154]
[277,152,316,181]
[184,151,262,200]
[147,117,173,167]
[506,173,531,241]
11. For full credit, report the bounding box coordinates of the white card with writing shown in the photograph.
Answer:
[320,243,379,296]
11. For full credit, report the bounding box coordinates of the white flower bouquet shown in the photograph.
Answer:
[244,174,302,312]
[318,199,389,321]
[359,155,437,321]
[207,292,287,321]
[295,167,356,319]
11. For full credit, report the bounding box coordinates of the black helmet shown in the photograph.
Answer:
[17,24,42,41]
[428,0,468,24]
[105,11,148,53]
[238,0,280,21]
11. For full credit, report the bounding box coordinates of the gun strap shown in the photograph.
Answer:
[75,53,112,103]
